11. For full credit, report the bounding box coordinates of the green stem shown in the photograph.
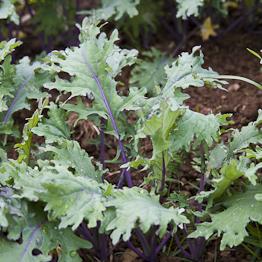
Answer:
[217,75,262,89]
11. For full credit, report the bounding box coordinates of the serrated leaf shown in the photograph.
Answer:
[32,0,76,38]
[142,103,183,157]
[228,119,262,157]
[87,0,140,20]
[190,185,262,250]
[176,0,204,19]
[0,0,19,24]
[43,19,144,136]
[246,147,262,160]
[106,187,189,244]
[9,57,49,114]
[61,98,107,124]
[211,160,244,200]
[14,165,106,231]
[208,144,228,169]
[41,139,103,182]
[15,100,47,164]
[130,103,183,183]
[130,48,171,96]
[32,104,71,143]
[172,109,220,151]
[40,173,105,230]
[0,187,25,229]
[0,39,22,62]
[1,45,48,123]
[0,211,89,262]
[164,46,225,92]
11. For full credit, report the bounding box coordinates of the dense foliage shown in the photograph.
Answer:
[0,0,261,261]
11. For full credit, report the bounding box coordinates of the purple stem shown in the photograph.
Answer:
[79,222,96,246]
[99,118,106,171]
[8,23,14,39]
[117,169,125,188]
[127,241,147,260]
[199,174,206,193]
[75,0,81,23]
[81,50,132,187]
[154,232,171,256]
[175,235,191,259]
[134,229,151,257]
[184,225,196,257]
[98,232,108,261]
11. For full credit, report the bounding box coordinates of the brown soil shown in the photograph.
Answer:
[186,32,262,127]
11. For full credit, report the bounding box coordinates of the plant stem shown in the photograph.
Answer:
[127,241,147,260]
[175,235,191,259]
[117,169,125,188]
[98,233,108,262]
[135,229,151,257]
[82,52,133,187]
[82,51,133,187]
[99,118,106,172]
[155,232,172,256]
[78,222,96,246]
[217,75,262,89]
[159,152,166,198]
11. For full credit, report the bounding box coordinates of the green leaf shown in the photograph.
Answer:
[41,139,103,182]
[143,46,226,112]
[0,39,22,62]
[176,0,204,19]
[106,187,189,244]
[40,173,105,230]
[0,187,25,230]
[130,103,183,183]
[0,159,28,186]
[9,57,49,114]
[164,46,225,92]
[32,0,76,38]
[32,103,71,143]
[190,185,262,250]
[0,0,19,24]
[88,0,140,20]
[211,160,244,200]
[0,45,48,122]
[172,109,220,151]
[0,94,8,113]
[142,103,183,157]
[15,100,48,164]
[43,18,144,135]
[130,48,171,96]
[247,48,262,64]
[61,98,107,124]
[210,158,262,200]
[228,119,262,157]
[0,211,89,262]
[245,147,262,160]
[15,167,106,230]
[208,112,262,169]
[208,144,228,169]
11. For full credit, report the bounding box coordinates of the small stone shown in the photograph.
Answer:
[228,83,240,92]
